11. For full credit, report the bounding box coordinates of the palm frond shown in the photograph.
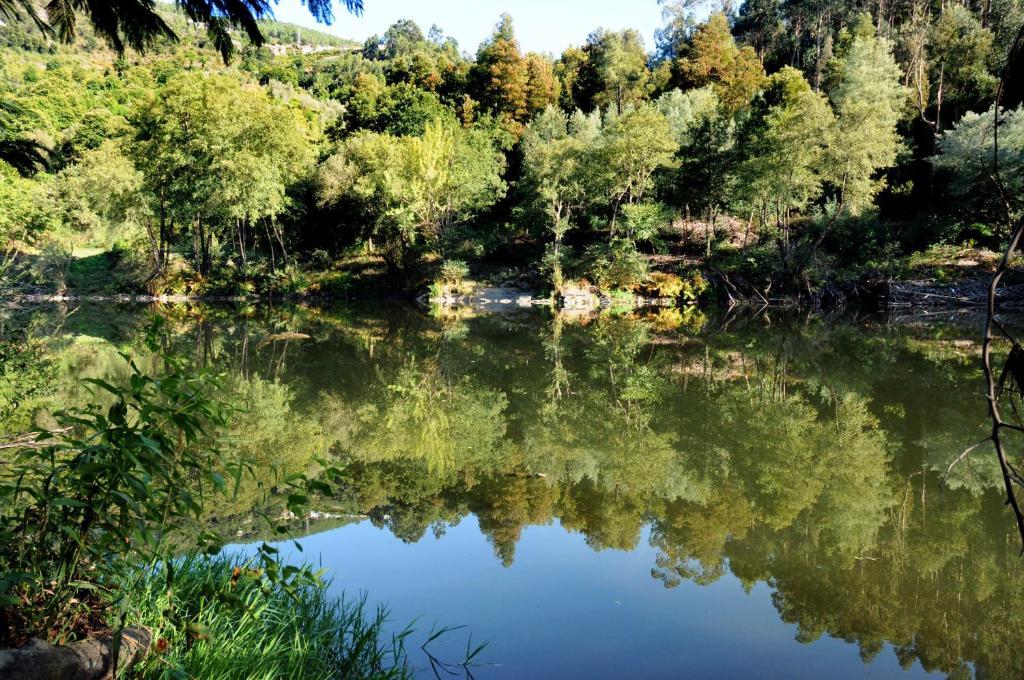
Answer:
[44,0,84,44]
[0,0,55,37]
[9,0,364,63]
[0,97,28,117]
[0,138,49,177]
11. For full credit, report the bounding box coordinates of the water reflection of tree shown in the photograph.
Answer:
[9,305,1024,677]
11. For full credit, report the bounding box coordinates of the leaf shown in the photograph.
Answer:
[82,378,122,396]
[186,621,211,640]
[50,497,87,507]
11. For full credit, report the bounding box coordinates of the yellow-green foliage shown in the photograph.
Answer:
[648,307,684,331]
[680,271,709,301]
[647,272,685,298]
[345,362,510,474]
[644,306,708,332]
[645,270,708,301]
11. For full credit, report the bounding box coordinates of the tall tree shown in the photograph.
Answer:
[935,105,1024,228]
[656,86,720,146]
[736,67,836,264]
[733,0,786,67]
[576,29,652,111]
[524,53,560,117]
[654,0,700,65]
[928,5,998,131]
[824,22,906,219]
[787,18,906,274]
[470,14,530,132]
[521,106,594,287]
[318,120,507,271]
[595,104,678,230]
[554,45,589,111]
[134,73,315,275]
[677,13,766,111]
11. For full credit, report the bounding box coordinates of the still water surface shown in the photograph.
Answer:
[8,303,1021,678]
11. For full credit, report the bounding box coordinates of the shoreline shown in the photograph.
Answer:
[5,271,1024,316]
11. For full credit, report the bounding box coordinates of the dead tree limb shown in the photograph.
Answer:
[983,24,1024,550]
[983,220,1024,550]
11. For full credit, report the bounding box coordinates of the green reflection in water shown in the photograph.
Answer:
[2,302,1018,678]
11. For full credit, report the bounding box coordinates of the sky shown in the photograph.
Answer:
[270,0,667,56]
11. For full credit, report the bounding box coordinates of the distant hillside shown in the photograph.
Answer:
[156,3,358,49]
[256,20,357,48]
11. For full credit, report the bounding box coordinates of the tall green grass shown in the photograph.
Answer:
[126,555,413,680]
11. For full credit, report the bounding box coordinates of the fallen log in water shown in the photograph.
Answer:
[0,627,152,680]
[887,279,1024,308]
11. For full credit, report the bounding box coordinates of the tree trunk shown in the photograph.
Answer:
[272,218,289,266]
[704,208,716,260]
[202,221,213,276]
[238,218,248,266]
[264,219,277,272]
[192,217,202,274]
[162,220,172,270]
[144,218,161,281]
[742,210,754,248]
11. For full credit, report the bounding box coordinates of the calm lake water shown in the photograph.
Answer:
[5,302,1021,678]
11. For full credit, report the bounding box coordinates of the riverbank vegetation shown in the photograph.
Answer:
[126,556,413,679]
[1,1,1021,304]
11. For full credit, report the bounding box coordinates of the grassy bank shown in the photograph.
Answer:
[126,555,411,680]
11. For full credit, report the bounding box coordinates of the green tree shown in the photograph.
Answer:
[0,96,47,176]
[50,141,149,250]
[595,104,678,231]
[0,164,52,269]
[733,0,786,65]
[521,106,594,287]
[928,6,998,131]
[935,105,1024,227]
[822,23,905,221]
[676,13,766,112]
[346,79,455,136]
[656,85,719,146]
[653,0,700,65]
[736,67,835,265]
[554,45,589,111]
[134,72,316,275]
[318,119,507,271]
[576,29,652,111]
[470,14,530,133]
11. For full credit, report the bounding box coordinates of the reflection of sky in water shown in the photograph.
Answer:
[240,517,939,679]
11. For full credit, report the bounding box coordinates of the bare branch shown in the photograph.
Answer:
[982,22,1024,551]
[945,438,992,482]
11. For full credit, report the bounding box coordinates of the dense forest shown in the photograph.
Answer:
[0,0,1022,303]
